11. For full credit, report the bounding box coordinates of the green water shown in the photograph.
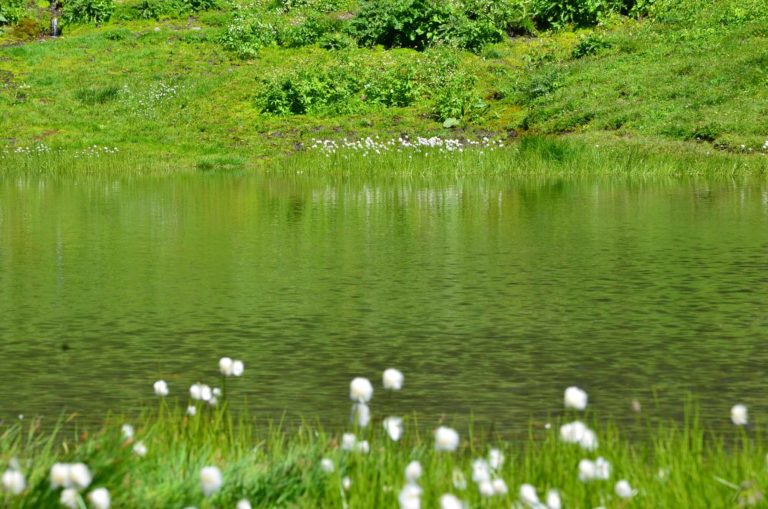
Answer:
[1,173,767,430]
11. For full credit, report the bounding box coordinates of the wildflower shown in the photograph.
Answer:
[232,360,244,377]
[546,489,562,509]
[354,402,371,427]
[478,480,494,497]
[121,424,134,441]
[579,429,598,451]
[236,500,252,509]
[564,386,588,410]
[190,383,212,402]
[405,461,422,483]
[383,416,404,441]
[350,377,373,403]
[520,484,540,506]
[488,448,504,470]
[200,466,223,497]
[579,457,610,482]
[341,433,356,451]
[70,463,92,490]
[440,494,464,509]
[60,488,79,509]
[342,476,351,491]
[51,463,71,489]
[133,441,147,457]
[187,405,197,416]
[732,404,748,426]
[320,458,334,473]
[435,427,459,452]
[615,480,636,499]
[383,368,404,390]
[357,440,370,454]
[88,488,110,509]
[560,421,598,450]
[153,380,169,397]
[492,478,508,495]
[452,469,467,490]
[472,459,491,483]
[399,483,422,509]
[2,468,25,495]
[219,357,233,375]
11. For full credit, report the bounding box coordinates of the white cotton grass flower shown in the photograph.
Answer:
[190,383,212,402]
[320,458,334,473]
[2,468,25,495]
[595,457,611,479]
[615,479,637,499]
[519,483,540,506]
[478,480,494,497]
[546,489,562,509]
[341,433,357,451]
[383,416,404,441]
[153,380,169,397]
[491,478,508,495]
[121,424,134,441]
[731,404,748,426]
[472,459,491,483]
[232,360,244,377]
[219,357,234,376]
[488,448,504,470]
[51,463,71,489]
[435,426,460,452]
[69,463,92,490]
[350,377,374,403]
[560,421,598,450]
[236,500,252,509]
[579,457,611,482]
[342,476,352,491]
[357,440,370,454]
[354,403,371,427]
[398,483,422,509]
[133,441,147,457]
[440,494,464,509]
[60,487,79,509]
[405,461,422,483]
[187,405,197,416]
[383,368,404,390]
[452,469,467,490]
[200,466,223,497]
[87,487,110,509]
[564,386,588,410]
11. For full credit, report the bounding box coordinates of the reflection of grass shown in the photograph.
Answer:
[1,397,767,508]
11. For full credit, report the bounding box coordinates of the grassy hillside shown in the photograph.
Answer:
[0,0,767,170]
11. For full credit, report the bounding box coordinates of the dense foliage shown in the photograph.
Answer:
[62,0,115,24]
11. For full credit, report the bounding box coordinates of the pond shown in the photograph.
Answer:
[1,172,767,431]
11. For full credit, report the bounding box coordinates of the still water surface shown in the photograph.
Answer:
[1,173,767,430]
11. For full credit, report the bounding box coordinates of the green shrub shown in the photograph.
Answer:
[9,16,44,38]
[362,65,418,107]
[220,10,280,58]
[278,14,336,47]
[431,71,486,121]
[530,0,641,29]
[134,0,218,20]
[0,0,26,26]
[62,0,115,24]
[571,32,611,58]
[259,66,361,115]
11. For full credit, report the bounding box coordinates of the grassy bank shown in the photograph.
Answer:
[1,378,767,508]
[1,0,767,171]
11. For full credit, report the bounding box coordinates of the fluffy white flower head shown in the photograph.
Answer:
[219,357,234,376]
[491,478,508,495]
[478,480,494,497]
[341,433,356,451]
[320,458,334,473]
[342,476,351,491]
[50,463,71,489]
[615,479,636,499]
[405,461,422,483]
[472,459,491,483]
[731,404,748,426]
[88,488,111,509]
[2,469,25,495]
[357,440,370,454]
[60,488,79,509]
[546,489,562,509]
[153,380,169,397]
[383,368,404,390]
[354,403,371,427]
[190,383,212,402]
[121,424,134,441]
[440,494,463,509]
[236,500,252,509]
[232,360,244,377]
[187,405,197,416]
[519,483,540,506]
[435,426,459,452]
[398,483,422,509]
[383,416,404,441]
[133,441,147,457]
[488,448,504,470]
[564,386,588,410]
[200,466,223,497]
[69,463,92,490]
[350,377,373,403]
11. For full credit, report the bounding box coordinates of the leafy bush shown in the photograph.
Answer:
[431,71,486,121]
[362,65,418,107]
[220,10,280,58]
[0,0,26,26]
[259,66,361,115]
[278,14,336,47]
[571,32,611,58]
[530,0,641,29]
[135,0,219,20]
[62,0,115,24]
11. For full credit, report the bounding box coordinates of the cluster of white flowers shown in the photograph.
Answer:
[435,426,460,452]
[471,454,507,498]
[518,484,562,509]
[200,466,223,497]
[72,145,120,159]
[50,463,110,509]
[560,420,598,450]
[578,457,611,482]
[309,135,505,157]
[219,357,245,377]
[2,461,26,496]
[398,461,424,509]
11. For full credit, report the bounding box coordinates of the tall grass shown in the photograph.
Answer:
[1,397,767,508]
